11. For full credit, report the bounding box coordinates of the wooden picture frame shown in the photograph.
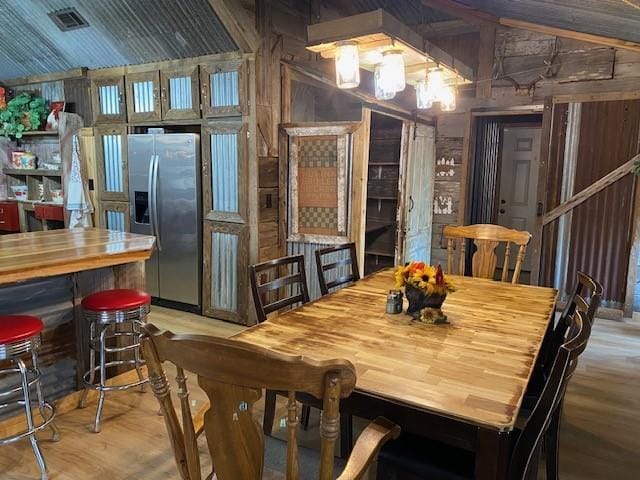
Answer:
[200,59,248,117]
[202,220,249,324]
[160,65,200,120]
[126,70,161,122]
[284,125,354,245]
[202,121,248,223]
[95,125,129,202]
[91,76,126,124]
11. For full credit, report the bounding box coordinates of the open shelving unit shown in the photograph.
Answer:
[1,131,65,232]
[364,113,403,275]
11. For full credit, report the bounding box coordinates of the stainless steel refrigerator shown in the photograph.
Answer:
[128,133,201,311]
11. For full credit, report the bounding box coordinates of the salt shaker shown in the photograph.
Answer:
[386,290,403,314]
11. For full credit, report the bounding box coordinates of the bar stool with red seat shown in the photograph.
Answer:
[0,315,59,480]
[79,289,150,433]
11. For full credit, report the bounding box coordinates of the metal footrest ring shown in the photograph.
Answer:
[0,400,56,445]
[82,359,148,392]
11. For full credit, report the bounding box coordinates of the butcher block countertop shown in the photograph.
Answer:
[0,228,155,286]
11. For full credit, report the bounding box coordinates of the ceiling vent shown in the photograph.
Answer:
[49,8,89,31]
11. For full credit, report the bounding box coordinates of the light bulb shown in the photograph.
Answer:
[426,68,446,103]
[440,85,457,112]
[379,49,405,93]
[374,63,396,100]
[334,41,360,89]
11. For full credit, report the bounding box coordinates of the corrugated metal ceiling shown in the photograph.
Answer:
[456,0,640,44]
[0,0,237,82]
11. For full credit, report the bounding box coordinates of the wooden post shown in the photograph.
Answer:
[476,26,496,99]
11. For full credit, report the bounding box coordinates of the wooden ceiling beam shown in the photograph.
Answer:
[415,20,479,38]
[422,0,640,53]
[208,0,260,53]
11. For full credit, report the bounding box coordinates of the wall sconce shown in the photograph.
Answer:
[379,49,406,93]
[334,41,360,89]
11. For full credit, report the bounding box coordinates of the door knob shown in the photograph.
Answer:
[499,208,506,214]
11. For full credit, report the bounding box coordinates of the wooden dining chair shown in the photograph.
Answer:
[531,272,602,480]
[376,310,590,480]
[443,224,532,283]
[250,254,310,323]
[140,324,400,480]
[315,243,360,296]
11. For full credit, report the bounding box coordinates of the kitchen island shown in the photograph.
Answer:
[0,228,155,409]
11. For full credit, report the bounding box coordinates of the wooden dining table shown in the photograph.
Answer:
[234,268,557,480]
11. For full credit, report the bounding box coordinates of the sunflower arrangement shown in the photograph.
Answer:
[394,261,456,296]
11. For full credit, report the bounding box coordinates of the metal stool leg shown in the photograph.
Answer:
[132,320,146,392]
[31,350,60,442]
[80,320,96,409]
[93,325,108,433]
[16,358,48,480]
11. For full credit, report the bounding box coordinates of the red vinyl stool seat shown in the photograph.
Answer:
[0,314,58,478]
[81,289,151,311]
[0,315,43,345]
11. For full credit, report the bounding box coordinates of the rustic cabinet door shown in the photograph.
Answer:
[160,66,200,120]
[202,221,249,323]
[202,122,248,223]
[95,125,129,202]
[200,59,247,117]
[126,71,161,122]
[97,201,130,232]
[91,76,126,124]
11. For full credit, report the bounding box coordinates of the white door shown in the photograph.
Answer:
[498,126,541,272]
[403,124,436,263]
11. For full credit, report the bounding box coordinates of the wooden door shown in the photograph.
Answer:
[281,123,359,300]
[95,125,128,202]
[497,126,541,272]
[200,59,247,117]
[402,124,436,263]
[160,66,200,120]
[126,71,161,122]
[202,122,249,323]
[97,201,130,232]
[91,76,126,124]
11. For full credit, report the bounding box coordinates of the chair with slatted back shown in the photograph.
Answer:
[532,272,602,480]
[250,255,314,438]
[250,255,310,323]
[315,243,360,296]
[141,324,400,480]
[443,224,532,284]
[377,310,590,480]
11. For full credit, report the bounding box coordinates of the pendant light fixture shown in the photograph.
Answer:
[334,41,360,89]
[440,85,457,112]
[425,67,446,104]
[379,49,406,93]
[415,78,431,109]
[374,63,396,100]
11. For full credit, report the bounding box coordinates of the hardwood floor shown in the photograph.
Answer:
[0,307,638,479]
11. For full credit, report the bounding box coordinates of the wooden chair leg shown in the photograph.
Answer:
[545,406,561,480]
[300,405,311,430]
[340,413,353,458]
[263,389,277,436]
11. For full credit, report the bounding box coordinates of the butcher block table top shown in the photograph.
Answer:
[0,228,155,286]
[234,268,557,431]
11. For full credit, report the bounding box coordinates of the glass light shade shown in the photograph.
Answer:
[379,49,406,93]
[415,79,432,109]
[334,41,360,89]
[440,85,457,112]
[425,68,446,103]
[374,63,396,100]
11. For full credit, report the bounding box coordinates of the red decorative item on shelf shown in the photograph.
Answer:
[46,101,65,130]
[0,86,6,110]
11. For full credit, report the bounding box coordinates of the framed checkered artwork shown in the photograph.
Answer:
[285,126,353,244]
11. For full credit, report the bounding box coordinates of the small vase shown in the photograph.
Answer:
[405,284,447,323]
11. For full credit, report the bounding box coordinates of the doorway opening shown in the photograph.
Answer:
[468,114,543,284]
[364,112,403,275]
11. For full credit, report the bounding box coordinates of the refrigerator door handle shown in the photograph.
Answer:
[147,155,156,239]
[151,154,162,251]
